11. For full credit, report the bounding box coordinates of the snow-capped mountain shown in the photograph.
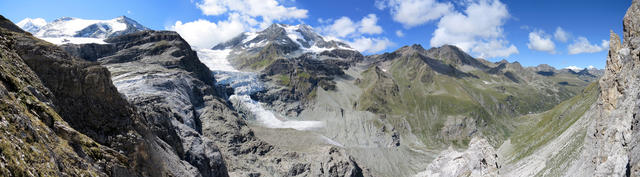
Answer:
[213,23,354,53]
[17,16,148,44]
[16,17,46,33]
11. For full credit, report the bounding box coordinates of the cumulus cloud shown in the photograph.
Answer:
[348,37,394,53]
[396,30,404,37]
[554,27,570,43]
[326,17,357,38]
[376,0,453,28]
[172,0,308,48]
[429,0,518,58]
[322,14,384,38]
[359,14,383,34]
[319,14,392,54]
[196,0,307,26]
[472,39,519,58]
[170,14,246,49]
[527,30,556,54]
[568,37,609,54]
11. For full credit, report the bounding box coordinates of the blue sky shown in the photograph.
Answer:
[0,0,631,69]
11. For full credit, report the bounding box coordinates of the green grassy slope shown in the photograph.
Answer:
[356,51,595,148]
[503,82,598,163]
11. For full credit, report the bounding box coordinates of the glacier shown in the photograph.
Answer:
[196,48,324,131]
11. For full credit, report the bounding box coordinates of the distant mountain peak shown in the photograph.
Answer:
[426,44,488,69]
[16,17,46,33]
[212,23,354,54]
[17,16,149,45]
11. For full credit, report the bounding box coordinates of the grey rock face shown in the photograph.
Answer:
[63,30,229,177]
[586,1,640,176]
[416,138,499,177]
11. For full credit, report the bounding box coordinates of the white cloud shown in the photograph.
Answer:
[430,0,517,58]
[376,0,453,28]
[174,0,308,48]
[170,16,245,49]
[321,14,384,38]
[527,30,556,54]
[327,17,357,38]
[472,39,519,58]
[568,37,609,54]
[348,37,394,53]
[359,14,383,35]
[318,14,392,54]
[554,27,570,42]
[196,0,307,26]
[396,30,404,37]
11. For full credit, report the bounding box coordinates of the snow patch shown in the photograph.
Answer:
[40,37,107,45]
[564,65,583,72]
[242,32,259,44]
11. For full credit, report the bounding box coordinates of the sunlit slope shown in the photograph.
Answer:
[356,45,596,148]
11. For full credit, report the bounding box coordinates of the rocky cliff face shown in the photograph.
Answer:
[587,0,640,175]
[415,138,499,177]
[0,18,128,176]
[0,15,202,176]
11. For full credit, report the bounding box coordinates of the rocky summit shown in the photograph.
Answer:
[1,1,638,177]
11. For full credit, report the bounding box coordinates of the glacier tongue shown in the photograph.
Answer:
[196,48,323,130]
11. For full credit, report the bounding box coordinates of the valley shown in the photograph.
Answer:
[0,0,638,176]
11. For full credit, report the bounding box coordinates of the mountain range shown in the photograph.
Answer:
[1,2,638,176]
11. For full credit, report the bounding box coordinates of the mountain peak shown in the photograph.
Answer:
[213,22,353,54]
[18,16,149,44]
[15,17,46,33]
[426,44,488,69]
[54,17,75,22]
